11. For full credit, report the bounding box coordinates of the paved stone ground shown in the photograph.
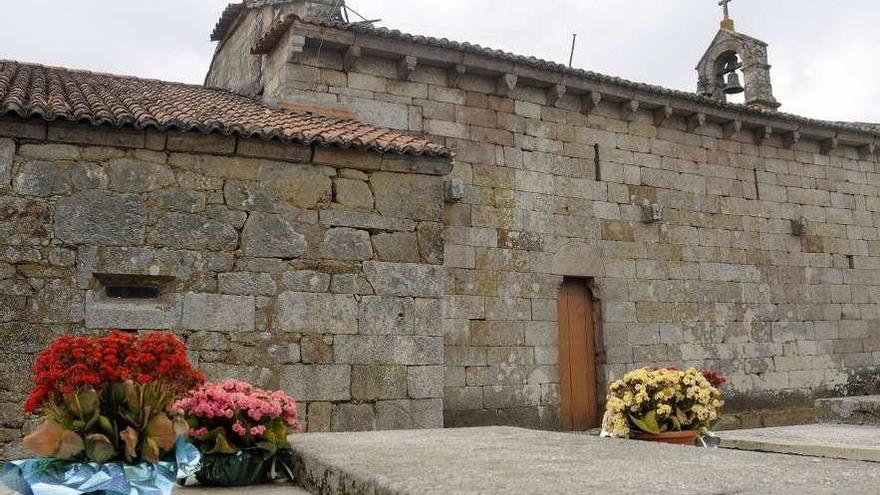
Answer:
[0,482,311,495]
[718,424,880,462]
[291,427,880,495]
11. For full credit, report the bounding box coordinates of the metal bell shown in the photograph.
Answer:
[723,72,744,95]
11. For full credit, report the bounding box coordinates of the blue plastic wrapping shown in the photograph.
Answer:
[1,436,201,495]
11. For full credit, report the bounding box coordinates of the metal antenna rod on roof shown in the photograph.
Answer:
[342,3,380,25]
[568,33,578,68]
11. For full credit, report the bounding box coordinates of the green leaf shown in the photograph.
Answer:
[629,410,661,434]
[207,431,238,455]
[255,442,278,455]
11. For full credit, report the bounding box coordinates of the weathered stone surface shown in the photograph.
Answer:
[241,213,307,259]
[363,262,445,297]
[148,212,238,250]
[13,161,70,196]
[334,335,442,365]
[371,172,443,221]
[407,366,443,399]
[375,399,444,429]
[29,279,83,324]
[351,365,407,400]
[85,291,182,329]
[148,188,206,213]
[0,196,52,242]
[277,292,358,334]
[372,232,421,262]
[269,166,333,209]
[330,403,377,432]
[321,228,373,261]
[816,395,880,425]
[282,270,331,292]
[69,162,109,190]
[307,402,333,432]
[218,272,277,296]
[358,296,414,335]
[281,365,351,401]
[55,191,145,246]
[224,180,278,212]
[416,222,444,264]
[334,178,374,210]
[0,139,13,186]
[108,159,175,192]
[181,293,255,331]
[329,273,375,295]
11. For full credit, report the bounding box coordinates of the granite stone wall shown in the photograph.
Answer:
[0,118,450,456]
[254,37,880,429]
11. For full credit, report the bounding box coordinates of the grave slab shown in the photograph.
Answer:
[718,423,880,462]
[290,426,880,494]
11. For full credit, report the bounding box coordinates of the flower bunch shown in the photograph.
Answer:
[601,367,724,439]
[22,331,204,465]
[25,331,204,413]
[175,380,300,455]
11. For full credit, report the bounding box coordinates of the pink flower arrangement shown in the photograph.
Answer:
[175,379,301,455]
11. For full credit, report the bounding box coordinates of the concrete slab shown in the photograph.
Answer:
[718,424,880,462]
[291,426,880,495]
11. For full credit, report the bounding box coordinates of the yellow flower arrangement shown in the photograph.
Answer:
[601,367,724,438]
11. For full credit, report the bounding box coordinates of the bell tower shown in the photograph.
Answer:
[696,0,780,110]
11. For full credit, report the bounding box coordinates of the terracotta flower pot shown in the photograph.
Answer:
[632,430,700,446]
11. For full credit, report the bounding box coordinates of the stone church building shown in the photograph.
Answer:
[2,0,879,448]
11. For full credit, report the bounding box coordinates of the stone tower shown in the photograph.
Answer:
[696,1,780,110]
[205,0,344,95]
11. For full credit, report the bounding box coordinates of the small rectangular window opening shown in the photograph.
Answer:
[96,274,174,302]
[106,285,162,300]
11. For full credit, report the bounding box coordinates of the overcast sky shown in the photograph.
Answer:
[1,0,877,123]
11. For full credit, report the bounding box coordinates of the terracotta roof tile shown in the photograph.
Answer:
[0,60,450,158]
[256,15,880,139]
[211,2,247,42]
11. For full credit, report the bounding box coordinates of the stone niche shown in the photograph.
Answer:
[0,119,452,456]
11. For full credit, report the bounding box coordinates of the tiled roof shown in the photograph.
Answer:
[255,15,880,139]
[210,2,246,42]
[0,60,451,158]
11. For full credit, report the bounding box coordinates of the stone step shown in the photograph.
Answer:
[718,424,880,463]
[815,395,880,425]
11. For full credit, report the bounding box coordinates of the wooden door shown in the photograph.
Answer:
[557,279,598,430]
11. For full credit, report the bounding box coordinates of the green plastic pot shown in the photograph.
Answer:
[195,449,295,487]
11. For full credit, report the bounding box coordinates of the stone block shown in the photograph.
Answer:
[444,386,483,411]
[277,292,358,334]
[85,290,182,329]
[166,132,236,154]
[375,399,443,429]
[280,364,351,402]
[358,296,414,335]
[282,270,331,292]
[320,210,416,231]
[306,402,332,432]
[236,138,312,162]
[351,365,407,400]
[218,272,277,296]
[414,298,443,337]
[407,366,443,399]
[148,188,206,213]
[330,273,375,295]
[483,385,542,409]
[148,212,238,250]
[0,138,14,186]
[313,148,381,171]
[334,335,442,365]
[371,172,443,221]
[181,293,255,331]
[321,227,373,260]
[417,222,444,264]
[223,180,278,212]
[268,165,333,209]
[0,196,52,242]
[331,403,377,431]
[13,161,71,196]
[29,279,83,324]
[108,159,175,192]
[333,177,374,210]
[241,213,307,259]
[372,232,421,262]
[363,262,445,297]
[55,191,145,246]
[18,143,79,160]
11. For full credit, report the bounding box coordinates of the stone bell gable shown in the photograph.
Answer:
[211,12,880,431]
[0,59,452,456]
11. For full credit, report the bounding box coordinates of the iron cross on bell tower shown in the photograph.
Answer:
[718,0,735,30]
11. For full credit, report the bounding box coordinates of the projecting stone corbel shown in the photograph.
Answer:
[287,34,307,62]
[447,64,466,88]
[496,74,518,96]
[547,84,566,108]
[343,46,361,72]
[782,130,800,149]
[860,142,877,160]
[687,112,706,132]
[653,105,674,127]
[398,56,418,80]
[722,119,742,139]
[580,91,602,114]
[820,135,839,155]
[754,125,773,146]
[620,100,639,121]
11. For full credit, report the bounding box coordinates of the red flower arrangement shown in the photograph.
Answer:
[25,331,204,413]
[22,330,204,465]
